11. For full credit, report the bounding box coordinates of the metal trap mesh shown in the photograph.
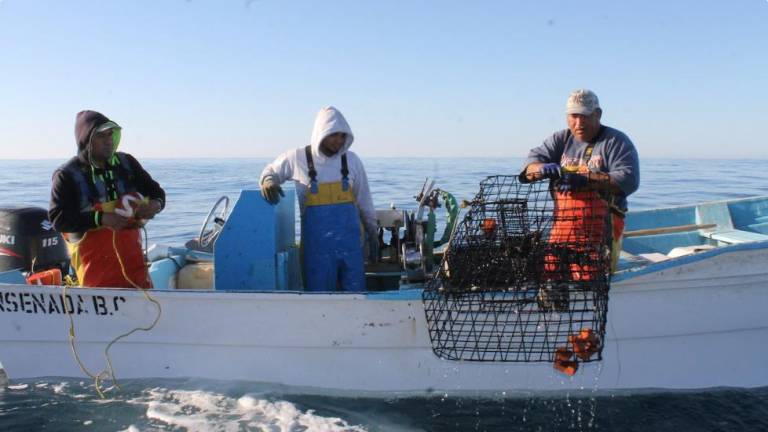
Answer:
[423,175,613,362]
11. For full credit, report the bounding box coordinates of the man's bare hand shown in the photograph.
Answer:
[101,212,130,230]
[134,200,161,220]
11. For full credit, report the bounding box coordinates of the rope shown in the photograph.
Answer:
[63,226,162,398]
[63,283,111,399]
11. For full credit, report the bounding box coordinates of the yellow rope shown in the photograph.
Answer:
[63,227,162,398]
[63,283,110,399]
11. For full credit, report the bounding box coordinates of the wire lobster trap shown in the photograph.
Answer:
[423,175,614,364]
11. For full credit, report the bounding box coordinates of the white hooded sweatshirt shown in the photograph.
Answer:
[259,106,377,238]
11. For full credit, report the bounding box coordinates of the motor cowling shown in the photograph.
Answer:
[0,207,69,274]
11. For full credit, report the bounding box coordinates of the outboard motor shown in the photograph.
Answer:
[0,207,69,274]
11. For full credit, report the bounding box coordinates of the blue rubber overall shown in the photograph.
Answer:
[302,147,365,292]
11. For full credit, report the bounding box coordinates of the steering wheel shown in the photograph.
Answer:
[198,196,230,249]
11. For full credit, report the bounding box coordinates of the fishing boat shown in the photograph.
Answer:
[1,177,767,395]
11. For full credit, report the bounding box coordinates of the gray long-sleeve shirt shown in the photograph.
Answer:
[522,126,640,211]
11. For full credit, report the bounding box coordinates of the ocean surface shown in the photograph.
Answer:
[1,157,768,431]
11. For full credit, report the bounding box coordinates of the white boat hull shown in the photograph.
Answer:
[2,244,767,394]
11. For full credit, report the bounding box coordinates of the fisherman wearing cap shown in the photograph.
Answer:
[49,110,165,288]
[522,89,639,207]
[521,89,639,309]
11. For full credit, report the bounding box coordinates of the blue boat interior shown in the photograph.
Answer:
[621,197,768,260]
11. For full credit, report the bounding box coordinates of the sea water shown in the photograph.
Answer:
[1,158,767,431]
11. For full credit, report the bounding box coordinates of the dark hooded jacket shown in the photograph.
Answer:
[49,110,165,234]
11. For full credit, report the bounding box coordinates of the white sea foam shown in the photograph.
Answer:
[131,388,366,432]
[7,384,28,390]
[52,382,70,394]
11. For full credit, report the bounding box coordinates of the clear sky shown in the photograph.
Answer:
[1,0,766,159]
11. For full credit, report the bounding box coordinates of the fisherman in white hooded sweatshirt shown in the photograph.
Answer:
[259,106,377,292]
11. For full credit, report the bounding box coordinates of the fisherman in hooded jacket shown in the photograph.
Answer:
[49,110,165,288]
[259,106,377,292]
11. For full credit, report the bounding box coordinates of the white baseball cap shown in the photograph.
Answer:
[566,89,600,115]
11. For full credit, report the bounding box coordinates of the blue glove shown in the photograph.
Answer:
[557,173,589,192]
[539,163,562,179]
